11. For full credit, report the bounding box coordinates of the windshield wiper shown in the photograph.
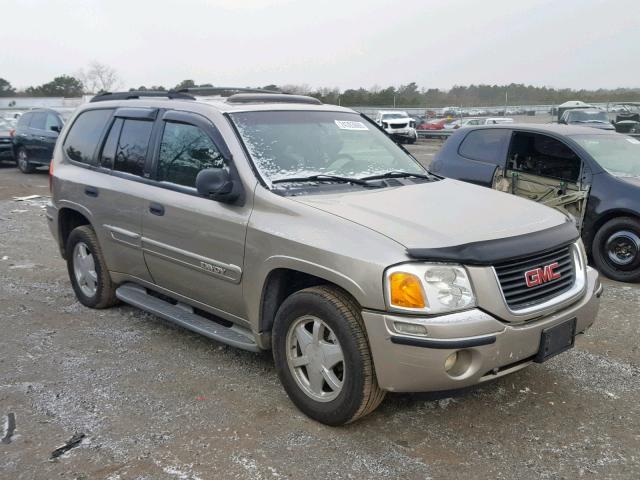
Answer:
[573,120,608,124]
[360,171,433,181]
[271,174,375,187]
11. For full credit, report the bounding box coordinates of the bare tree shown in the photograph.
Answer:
[78,62,122,93]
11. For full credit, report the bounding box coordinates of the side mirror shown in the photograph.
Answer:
[196,168,239,203]
[50,125,60,133]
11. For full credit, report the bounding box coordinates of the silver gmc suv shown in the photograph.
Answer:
[46,89,602,425]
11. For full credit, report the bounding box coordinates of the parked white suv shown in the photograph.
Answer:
[375,110,418,144]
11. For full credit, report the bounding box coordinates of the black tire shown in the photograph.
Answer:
[66,225,118,308]
[272,285,385,425]
[16,147,36,173]
[592,217,640,283]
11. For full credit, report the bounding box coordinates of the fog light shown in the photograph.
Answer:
[444,352,458,372]
[394,322,428,336]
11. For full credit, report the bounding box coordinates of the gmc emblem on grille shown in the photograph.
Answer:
[525,262,561,288]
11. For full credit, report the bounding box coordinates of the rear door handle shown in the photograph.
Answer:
[84,186,99,197]
[149,202,165,216]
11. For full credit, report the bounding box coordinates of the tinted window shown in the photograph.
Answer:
[157,122,224,187]
[507,132,582,183]
[30,112,47,130]
[45,113,60,132]
[113,119,153,176]
[64,109,113,165]
[459,129,510,163]
[100,118,123,169]
[18,113,32,128]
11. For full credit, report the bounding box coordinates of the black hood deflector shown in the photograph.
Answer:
[406,221,580,266]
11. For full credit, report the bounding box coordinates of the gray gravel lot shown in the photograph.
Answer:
[0,147,638,479]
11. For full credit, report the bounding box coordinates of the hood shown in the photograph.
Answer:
[292,179,568,250]
[569,121,615,131]
[619,175,640,188]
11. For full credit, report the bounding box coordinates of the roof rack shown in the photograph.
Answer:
[89,91,196,103]
[175,87,281,96]
[226,93,322,105]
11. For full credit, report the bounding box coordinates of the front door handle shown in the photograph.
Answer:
[149,202,165,216]
[84,186,99,197]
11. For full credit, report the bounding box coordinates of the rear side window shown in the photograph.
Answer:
[157,122,225,188]
[30,112,47,130]
[113,119,153,176]
[17,113,32,127]
[64,109,113,165]
[459,129,510,163]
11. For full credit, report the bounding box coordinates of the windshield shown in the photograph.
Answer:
[568,110,609,123]
[230,111,425,183]
[572,134,640,177]
[381,113,409,120]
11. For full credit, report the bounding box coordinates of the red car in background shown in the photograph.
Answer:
[416,118,448,131]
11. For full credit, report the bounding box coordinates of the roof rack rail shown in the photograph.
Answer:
[175,87,281,96]
[89,91,196,103]
[226,93,322,105]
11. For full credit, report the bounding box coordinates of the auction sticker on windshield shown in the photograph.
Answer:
[335,120,368,131]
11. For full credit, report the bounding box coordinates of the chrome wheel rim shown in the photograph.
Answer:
[73,242,98,297]
[18,149,28,170]
[286,315,345,402]
[606,230,640,267]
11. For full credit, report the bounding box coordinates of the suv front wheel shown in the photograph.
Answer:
[272,285,385,425]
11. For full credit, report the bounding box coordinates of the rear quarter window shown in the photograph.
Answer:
[63,109,113,165]
[458,129,510,163]
[17,113,32,128]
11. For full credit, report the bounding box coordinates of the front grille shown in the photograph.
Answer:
[494,245,575,311]
[389,123,408,129]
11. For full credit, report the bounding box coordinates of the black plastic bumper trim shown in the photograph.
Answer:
[406,221,579,266]
[390,335,497,349]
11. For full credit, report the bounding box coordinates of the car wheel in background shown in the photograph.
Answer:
[272,285,385,425]
[16,147,36,173]
[592,217,640,283]
[66,225,118,308]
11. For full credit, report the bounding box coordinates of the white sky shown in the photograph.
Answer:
[1,0,639,91]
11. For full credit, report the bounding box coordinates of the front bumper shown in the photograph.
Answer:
[363,266,601,392]
[384,127,417,138]
[0,142,13,159]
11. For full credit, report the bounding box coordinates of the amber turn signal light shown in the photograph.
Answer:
[389,272,426,309]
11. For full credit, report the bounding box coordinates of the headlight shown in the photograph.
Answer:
[385,264,476,314]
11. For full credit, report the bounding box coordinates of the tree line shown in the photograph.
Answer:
[1,68,638,107]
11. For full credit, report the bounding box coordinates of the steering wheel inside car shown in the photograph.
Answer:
[327,153,356,172]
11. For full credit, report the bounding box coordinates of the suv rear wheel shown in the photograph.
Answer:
[272,285,385,425]
[16,147,36,173]
[592,217,640,283]
[66,225,118,308]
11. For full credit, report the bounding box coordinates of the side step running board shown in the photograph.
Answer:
[115,283,260,352]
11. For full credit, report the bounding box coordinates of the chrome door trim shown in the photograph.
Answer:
[141,236,242,284]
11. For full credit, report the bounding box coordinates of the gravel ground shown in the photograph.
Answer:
[0,151,638,480]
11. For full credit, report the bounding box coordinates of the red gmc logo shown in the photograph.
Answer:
[525,262,562,288]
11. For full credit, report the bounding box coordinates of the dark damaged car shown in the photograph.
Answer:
[431,124,640,283]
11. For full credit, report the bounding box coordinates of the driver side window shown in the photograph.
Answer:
[157,121,225,188]
[507,132,582,183]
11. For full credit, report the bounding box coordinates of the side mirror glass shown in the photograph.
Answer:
[196,168,238,203]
